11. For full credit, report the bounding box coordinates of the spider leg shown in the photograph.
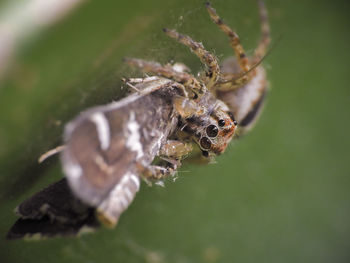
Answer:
[206,1,269,91]
[163,28,220,91]
[254,0,271,61]
[215,73,251,91]
[142,164,176,181]
[206,2,250,73]
[216,56,266,91]
[124,58,204,96]
[142,139,192,182]
[158,140,193,160]
[173,96,204,119]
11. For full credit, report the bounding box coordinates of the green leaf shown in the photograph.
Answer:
[1,0,349,262]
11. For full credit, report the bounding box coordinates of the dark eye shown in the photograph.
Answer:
[202,150,209,157]
[206,125,218,137]
[227,111,235,121]
[200,137,212,149]
[218,119,226,127]
[227,112,238,125]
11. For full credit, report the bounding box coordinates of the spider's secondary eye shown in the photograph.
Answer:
[200,137,212,149]
[227,112,238,126]
[218,119,226,127]
[227,112,235,121]
[206,125,218,137]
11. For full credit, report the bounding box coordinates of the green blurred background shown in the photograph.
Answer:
[0,0,349,262]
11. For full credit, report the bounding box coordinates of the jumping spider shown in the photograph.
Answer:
[124,0,270,164]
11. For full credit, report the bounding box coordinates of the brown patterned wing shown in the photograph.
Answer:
[61,79,182,211]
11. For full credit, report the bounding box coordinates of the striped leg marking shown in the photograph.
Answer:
[163,28,220,91]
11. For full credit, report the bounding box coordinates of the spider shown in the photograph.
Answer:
[124,0,271,158]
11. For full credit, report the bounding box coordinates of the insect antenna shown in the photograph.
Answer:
[38,145,66,163]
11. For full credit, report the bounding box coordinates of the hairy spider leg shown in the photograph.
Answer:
[124,58,204,96]
[140,140,192,182]
[142,164,176,181]
[205,2,253,89]
[206,2,250,73]
[163,28,220,91]
[206,1,270,91]
[254,0,271,61]
[158,140,193,160]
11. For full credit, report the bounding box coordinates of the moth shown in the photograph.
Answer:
[7,79,189,238]
[7,0,270,239]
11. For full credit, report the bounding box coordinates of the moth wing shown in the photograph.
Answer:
[61,107,138,207]
[6,179,99,240]
[62,79,180,208]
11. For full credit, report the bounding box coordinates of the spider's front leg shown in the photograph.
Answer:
[142,164,176,181]
[141,140,192,182]
[124,58,204,96]
[206,2,250,73]
[255,0,271,61]
[206,2,253,91]
[163,28,220,91]
[205,1,270,91]
[173,95,205,120]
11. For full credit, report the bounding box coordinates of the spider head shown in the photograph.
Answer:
[185,106,237,157]
[199,110,237,157]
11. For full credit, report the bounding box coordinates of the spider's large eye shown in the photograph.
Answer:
[218,119,226,127]
[200,137,212,149]
[206,125,218,137]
